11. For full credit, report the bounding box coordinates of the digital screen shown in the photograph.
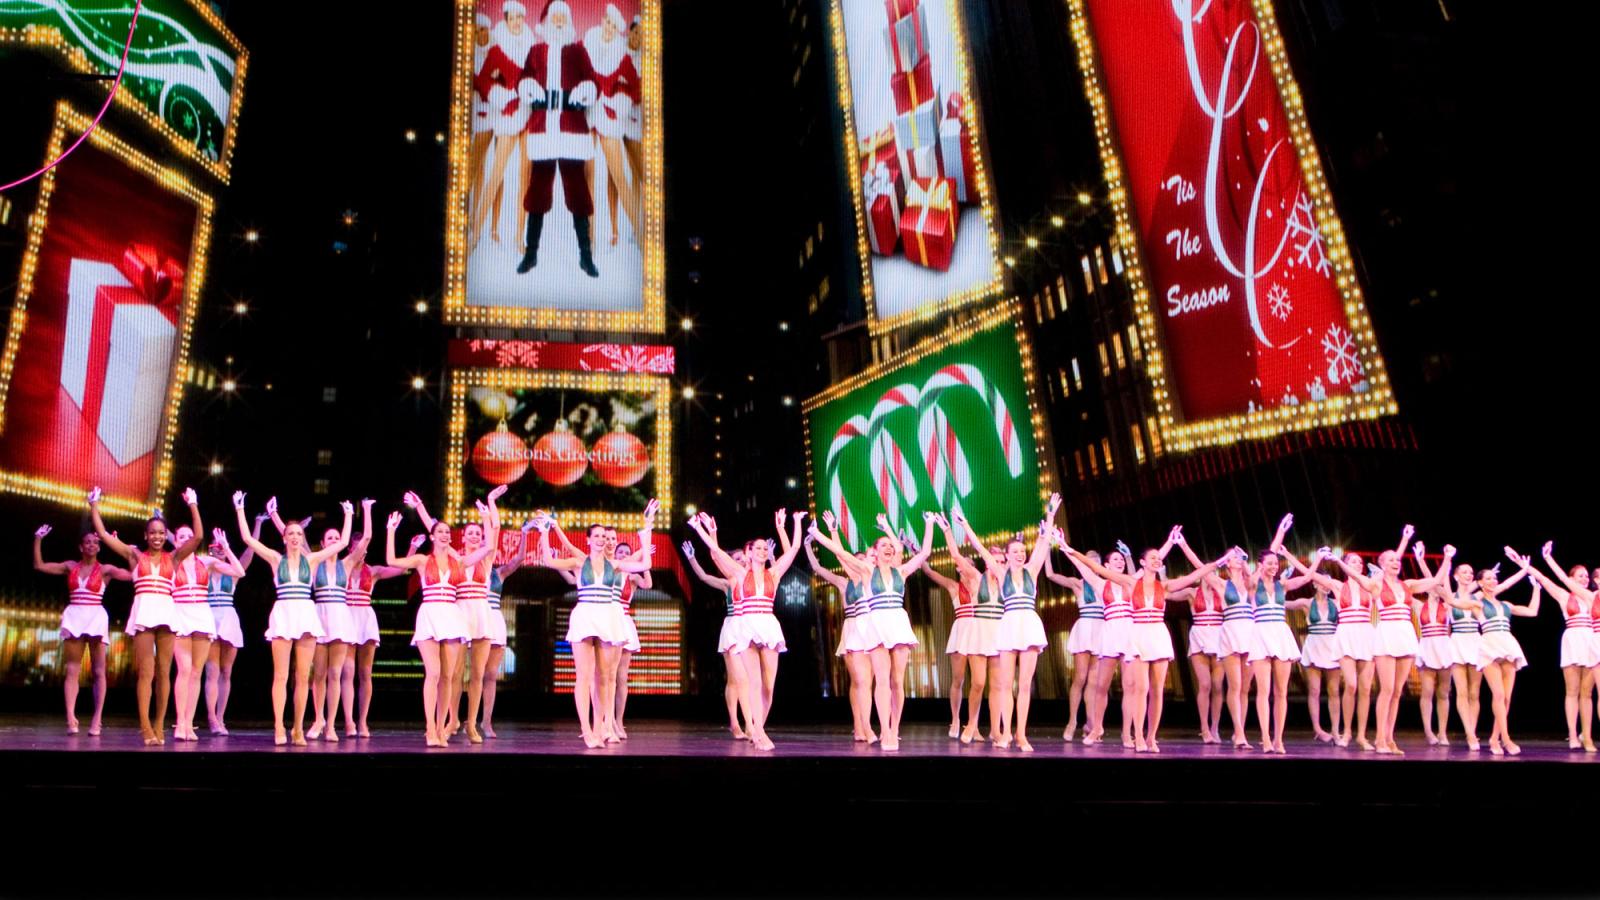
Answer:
[804,303,1052,554]
[0,103,211,517]
[445,0,664,332]
[829,0,1002,334]
[446,337,674,374]
[0,0,247,179]
[1070,0,1394,449]
[444,368,672,530]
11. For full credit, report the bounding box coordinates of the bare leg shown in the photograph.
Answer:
[984,656,1003,743]
[438,641,463,741]
[474,134,517,245]
[465,639,491,743]
[948,652,967,737]
[1336,657,1358,746]
[339,650,357,736]
[760,647,781,730]
[152,629,174,742]
[962,655,988,743]
[88,640,106,735]
[994,651,1017,749]
[1373,655,1399,753]
[1419,668,1439,744]
[737,649,773,750]
[1436,668,1452,745]
[1501,662,1522,754]
[1208,656,1226,740]
[1271,659,1291,753]
[600,137,640,242]
[62,637,85,732]
[481,645,505,737]
[1251,659,1273,751]
[467,130,494,247]
[1065,651,1091,740]
[1356,659,1375,749]
[595,643,622,744]
[722,650,747,739]
[323,642,348,743]
[623,138,644,228]
[171,635,193,740]
[846,651,871,740]
[133,630,156,742]
[1306,668,1327,740]
[1581,668,1597,751]
[613,649,632,739]
[888,645,909,740]
[1125,658,1150,751]
[204,641,222,732]
[1189,653,1214,742]
[291,635,316,745]
[1466,666,1483,747]
[870,647,894,750]
[1145,658,1169,752]
[176,635,209,740]
[418,639,442,746]
[1223,654,1249,747]
[269,638,291,744]
[1326,670,1342,744]
[308,643,329,739]
[1086,656,1117,742]
[356,642,377,737]
[1016,650,1040,752]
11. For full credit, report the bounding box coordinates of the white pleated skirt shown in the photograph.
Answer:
[1246,621,1301,663]
[1186,624,1223,657]
[458,596,496,642]
[868,607,918,650]
[412,602,467,645]
[1127,621,1174,662]
[995,608,1047,653]
[127,591,179,635]
[1560,628,1600,668]
[60,606,108,641]
[742,612,787,653]
[1096,617,1133,659]
[621,614,641,653]
[1416,635,1457,670]
[946,617,998,657]
[1299,633,1342,670]
[718,616,750,654]
[1217,619,1254,658]
[1373,620,1419,658]
[1066,617,1104,655]
[172,603,216,638]
[349,607,382,646]
[485,606,508,648]
[1336,623,1376,661]
[266,598,324,642]
[836,615,883,656]
[315,604,358,645]
[565,602,628,647]
[1449,632,1480,669]
[1477,632,1527,671]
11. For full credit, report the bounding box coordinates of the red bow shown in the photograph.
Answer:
[117,243,184,312]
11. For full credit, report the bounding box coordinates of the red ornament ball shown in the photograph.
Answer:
[471,422,528,486]
[592,426,650,487]
[530,421,588,486]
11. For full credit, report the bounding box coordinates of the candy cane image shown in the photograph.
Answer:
[870,425,918,531]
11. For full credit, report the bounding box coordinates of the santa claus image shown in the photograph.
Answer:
[468,11,495,241]
[471,0,537,251]
[516,0,601,278]
[583,3,641,251]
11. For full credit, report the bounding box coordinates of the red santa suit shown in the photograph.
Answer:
[471,13,493,135]
[583,9,637,141]
[517,9,597,218]
[478,16,536,137]
[623,42,642,142]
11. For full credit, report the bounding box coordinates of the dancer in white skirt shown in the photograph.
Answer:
[90,485,203,745]
[1247,515,1333,754]
[811,510,936,751]
[607,537,652,740]
[683,541,754,739]
[273,501,362,744]
[1067,527,1227,752]
[1475,554,1540,755]
[1409,543,1457,746]
[232,492,351,745]
[1058,544,1127,746]
[1443,561,1489,751]
[477,520,533,739]
[925,513,997,743]
[389,506,500,747]
[33,524,131,735]
[690,508,804,749]
[807,533,879,742]
[169,526,245,743]
[205,518,262,736]
[1176,538,1256,747]
[1331,527,1450,755]
[1296,584,1343,743]
[541,503,658,749]
[1044,549,1102,742]
[339,507,425,738]
[956,496,1060,752]
[1519,541,1600,751]
[1278,543,1387,749]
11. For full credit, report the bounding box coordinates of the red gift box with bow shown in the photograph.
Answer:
[898,177,957,271]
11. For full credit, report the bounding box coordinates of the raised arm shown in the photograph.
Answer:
[238,514,265,570]
[307,501,354,566]
[32,525,70,575]
[690,514,744,580]
[804,537,850,591]
[86,488,136,563]
[1023,494,1064,577]
[949,511,1002,571]
[612,499,662,575]
[897,513,938,576]
[207,531,247,578]
[403,491,439,533]
[170,488,204,563]
[1540,541,1591,597]
[1272,542,1340,594]
[1164,539,1231,592]
[1404,545,1453,594]
[682,541,731,593]
[1508,579,1543,618]
[384,511,429,570]
[810,513,870,580]
[1042,552,1082,591]
[1332,553,1380,595]
[918,559,961,596]
[1395,523,1415,559]
[497,521,536,579]
[232,493,279,566]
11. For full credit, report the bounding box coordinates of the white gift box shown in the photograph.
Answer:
[891,97,941,156]
[61,259,129,411]
[939,118,968,203]
[883,5,930,72]
[94,304,175,466]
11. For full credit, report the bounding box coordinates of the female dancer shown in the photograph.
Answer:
[478,520,534,739]
[170,525,245,741]
[682,540,753,739]
[34,524,131,735]
[1242,527,1323,754]
[810,510,935,751]
[1277,543,1388,749]
[1164,542,1228,744]
[1061,543,1130,746]
[1409,543,1457,746]
[1473,552,1539,754]
[621,14,644,222]
[206,518,263,735]
[807,531,879,742]
[1045,549,1103,742]
[1442,561,1486,750]
[1331,529,1450,755]
[234,493,350,745]
[1519,541,1599,751]
[539,504,658,748]
[286,503,366,744]
[1067,527,1226,752]
[1292,581,1343,743]
[585,4,641,248]
[339,503,425,738]
[89,485,202,745]
[551,524,649,740]
[923,514,997,742]
[387,504,498,747]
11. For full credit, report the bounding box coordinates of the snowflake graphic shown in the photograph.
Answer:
[1307,377,1327,402]
[493,340,541,368]
[586,344,674,373]
[1267,283,1292,321]
[1280,389,1300,408]
[1321,325,1363,385]
[1287,193,1332,277]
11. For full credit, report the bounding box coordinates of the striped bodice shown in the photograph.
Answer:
[1076,577,1104,621]
[420,554,463,604]
[1102,581,1132,622]
[313,560,349,604]
[1001,568,1036,613]
[346,565,376,607]
[172,555,209,604]
[488,567,505,610]
[1192,581,1223,627]
[619,577,637,615]
[456,557,491,604]
[68,563,106,606]
[1480,596,1512,634]
[973,575,1004,621]
[1449,602,1480,634]
[1220,580,1253,623]
[864,567,905,612]
[133,551,174,598]
[953,581,975,620]
[576,557,619,604]
[1306,594,1338,635]
[1376,580,1411,622]
[736,568,777,615]
[207,571,237,608]
[274,554,314,602]
[1418,597,1450,638]
[842,579,864,619]
[1337,580,1373,628]
[1562,594,1593,631]
[1252,580,1287,624]
[1130,577,1165,624]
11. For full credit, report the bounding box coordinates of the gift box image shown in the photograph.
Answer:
[883,0,920,19]
[883,3,930,72]
[60,245,182,467]
[898,177,958,271]
[899,141,942,184]
[891,97,941,157]
[889,57,934,115]
[863,163,902,256]
[939,93,978,204]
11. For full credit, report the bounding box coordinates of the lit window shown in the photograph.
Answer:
[317,449,333,466]
[1146,416,1163,457]
[818,277,830,300]
[322,386,337,403]
[1109,235,1124,274]
[1058,368,1070,398]
[1081,255,1095,294]
[1087,444,1098,477]
[805,236,814,260]
[0,195,12,226]
[1101,437,1114,473]
[1043,291,1055,320]
[1071,358,1083,390]
[313,479,331,495]
[1095,246,1109,284]
[1074,450,1086,481]
[1034,295,1044,324]
[1056,276,1069,312]
[1112,333,1126,370]
[1127,325,1142,362]
[1131,424,1145,464]
[817,221,825,240]
[1098,342,1110,377]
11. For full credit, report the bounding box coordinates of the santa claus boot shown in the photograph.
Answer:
[515,214,545,274]
[574,216,599,278]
